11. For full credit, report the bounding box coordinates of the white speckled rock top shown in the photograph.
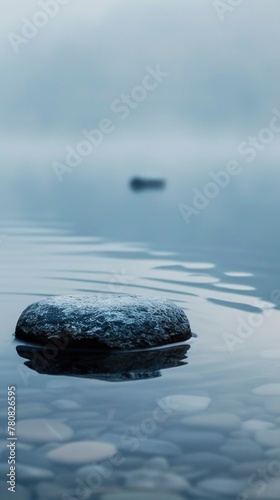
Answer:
[15,294,191,349]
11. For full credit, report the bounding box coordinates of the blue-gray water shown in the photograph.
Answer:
[1,1,280,498]
[0,165,280,499]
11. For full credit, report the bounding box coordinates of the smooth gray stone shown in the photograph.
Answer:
[118,457,145,470]
[46,380,71,390]
[125,411,163,424]
[68,419,105,430]
[158,395,211,415]
[220,439,262,460]
[61,411,100,420]
[125,469,189,491]
[161,430,224,450]
[75,427,108,440]
[241,419,275,433]
[47,441,117,465]
[265,447,280,458]
[17,403,53,419]
[15,444,58,471]
[247,478,280,499]
[184,469,209,484]
[231,461,268,476]
[253,384,280,396]
[1,441,33,460]
[255,429,280,447]
[15,294,191,349]
[265,398,280,415]
[198,477,246,496]
[52,399,81,410]
[180,452,235,471]
[214,398,244,411]
[101,493,184,500]
[0,482,31,500]
[100,433,181,456]
[34,482,74,500]
[76,464,118,487]
[230,431,248,439]
[17,419,73,443]
[142,457,169,471]
[110,423,134,434]
[16,464,54,482]
[181,413,241,432]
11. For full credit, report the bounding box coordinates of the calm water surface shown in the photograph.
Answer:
[0,186,279,499]
[2,0,280,497]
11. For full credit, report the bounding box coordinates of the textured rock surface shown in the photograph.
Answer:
[15,294,191,349]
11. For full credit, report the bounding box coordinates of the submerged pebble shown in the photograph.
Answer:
[125,469,189,491]
[181,413,241,431]
[16,464,54,482]
[46,441,117,465]
[198,477,245,495]
[34,482,73,500]
[101,433,181,456]
[75,426,107,440]
[253,384,280,396]
[220,439,262,460]
[241,419,275,433]
[17,419,73,443]
[247,478,280,499]
[16,443,55,469]
[231,461,268,476]
[0,482,30,500]
[76,463,119,488]
[265,398,280,414]
[162,429,224,450]
[52,399,81,411]
[17,403,52,419]
[15,294,191,349]
[143,457,169,471]
[158,395,211,414]
[101,494,184,500]
[255,429,280,448]
[46,380,71,390]
[182,452,235,471]
[265,447,280,458]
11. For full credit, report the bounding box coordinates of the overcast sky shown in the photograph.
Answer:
[1,0,280,146]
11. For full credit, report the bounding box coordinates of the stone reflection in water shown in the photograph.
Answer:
[16,343,190,382]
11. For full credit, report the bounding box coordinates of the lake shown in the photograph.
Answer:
[0,161,279,500]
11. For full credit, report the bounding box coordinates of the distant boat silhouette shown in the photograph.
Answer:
[130,176,166,191]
